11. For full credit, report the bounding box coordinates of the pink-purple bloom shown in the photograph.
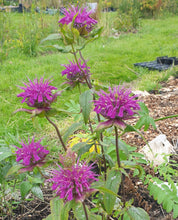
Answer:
[48,161,98,202]
[17,78,60,109]
[58,6,97,34]
[93,86,140,129]
[15,137,49,172]
[61,59,90,87]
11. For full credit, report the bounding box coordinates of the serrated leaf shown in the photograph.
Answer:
[0,147,12,162]
[173,204,178,219]
[138,102,149,114]
[79,90,93,124]
[135,103,156,131]
[60,201,71,220]
[40,33,61,43]
[50,197,64,220]
[162,197,174,213]
[20,181,32,199]
[103,169,121,214]
[63,122,82,144]
[31,185,44,201]
[127,206,150,220]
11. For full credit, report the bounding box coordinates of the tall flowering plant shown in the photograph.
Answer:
[9,4,178,220]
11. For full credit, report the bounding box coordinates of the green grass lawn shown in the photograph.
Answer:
[0,12,177,139]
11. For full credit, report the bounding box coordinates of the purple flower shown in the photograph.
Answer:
[48,161,98,202]
[59,6,97,34]
[15,137,49,172]
[17,78,60,109]
[61,59,90,87]
[93,86,140,129]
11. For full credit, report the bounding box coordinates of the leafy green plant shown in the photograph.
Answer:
[0,4,178,220]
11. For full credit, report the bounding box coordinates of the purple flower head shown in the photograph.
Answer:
[17,78,60,109]
[48,160,98,202]
[61,59,90,87]
[93,86,140,129]
[15,137,49,172]
[59,6,97,35]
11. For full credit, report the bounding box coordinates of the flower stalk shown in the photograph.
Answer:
[114,126,121,168]
[82,202,89,220]
[45,114,67,152]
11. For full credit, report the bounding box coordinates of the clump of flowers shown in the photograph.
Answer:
[61,59,90,87]
[15,137,49,172]
[93,86,141,129]
[48,160,98,202]
[58,6,97,34]
[17,77,60,109]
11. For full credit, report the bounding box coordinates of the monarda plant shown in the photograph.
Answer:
[5,4,177,220]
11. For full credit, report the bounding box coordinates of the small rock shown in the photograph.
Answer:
[139,134,175,166]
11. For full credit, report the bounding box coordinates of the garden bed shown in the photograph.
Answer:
[1,77,177,220]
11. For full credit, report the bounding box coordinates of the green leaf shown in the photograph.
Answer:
[135,103,156,131]
[28,176,43,184]
[90,27,103,38]
[49,45,72,53]
[76,27,103,51]
[173,204,178,219]
[72,27,80,41]
[63,122,82,144]
[72,142,93,156]
[79,90,93,124]
[6,164,22,177]
[162,197,174,213]
[60,201,71,220]
[20,181,32,199]
[0,147,12,162]
[40,33,61,43]
[72,202,87,220]
[43,214,53,220]
[127,206,150,220]
[31,185,44,201]
[50,197,63,220]
[124,124,137,133]
[103,169,121,214]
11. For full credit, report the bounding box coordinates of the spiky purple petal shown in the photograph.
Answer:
[93,86,140,128]
[48,161,98,202]
[17,78,60,109]
[58,6,97,33]
[15,137,49,171]
[61,59,90,87]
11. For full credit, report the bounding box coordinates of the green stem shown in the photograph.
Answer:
[82,202,89,220]
[79,50,92,87]
[37,166,49,179]
[114,126,121,168]
[155,114,178,122]
[45,114,67,152]
[71,44,92,89]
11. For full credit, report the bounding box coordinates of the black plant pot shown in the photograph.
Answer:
[157,56,168,64]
